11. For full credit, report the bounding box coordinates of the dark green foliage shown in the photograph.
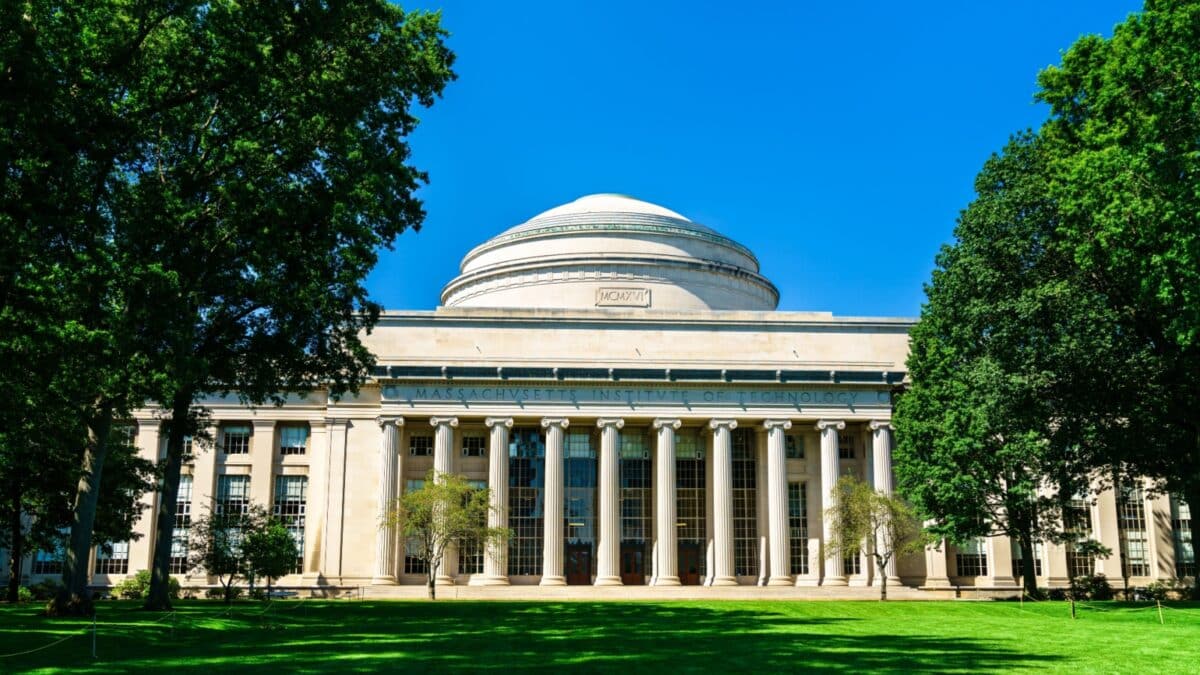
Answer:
[1073,574,1115,601]
[243,520,298,597]
[113,570,180,601]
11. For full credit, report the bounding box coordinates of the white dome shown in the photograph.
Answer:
[441,194,779,311]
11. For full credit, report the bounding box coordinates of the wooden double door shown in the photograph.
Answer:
[620,543,646,585]
[565,543,592,585]
[679,542,703,585]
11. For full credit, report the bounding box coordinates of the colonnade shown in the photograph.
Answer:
[374,415,896,586]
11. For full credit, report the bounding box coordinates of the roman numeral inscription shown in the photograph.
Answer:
[596,287,651,307]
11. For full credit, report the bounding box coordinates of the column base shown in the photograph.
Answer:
[468,575,510,586]
[923,576,952,589]
[370,575,397,586]
[711,575,738,586]
[767,575,794,586]
[593,575,622,587]
[653,576,681,586]
[434,575,455,586]
[539,575,567,586]
[794,576,819,587]
[821,575,848,587]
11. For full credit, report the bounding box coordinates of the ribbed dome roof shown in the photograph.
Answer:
[441,194,779,311]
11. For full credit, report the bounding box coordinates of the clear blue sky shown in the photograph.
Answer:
[365,0,1142,317]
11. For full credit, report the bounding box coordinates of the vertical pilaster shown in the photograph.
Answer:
[302,419,327,579]
[430,417,459,585]
[476,417,513,585]
[127,419,162,574]
[869,420,901,584]
[373,417,403,584]
[321,418,350,581]
[817,419,847,586]
[709,419,738,586]
[540,417,569,586]
[248,419,277,508]
[653,419,681,585]
[764,420,793,585]
[924,538,952,588]
[594,418,624,585]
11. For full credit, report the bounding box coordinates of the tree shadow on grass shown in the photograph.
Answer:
[0,601,1064,673]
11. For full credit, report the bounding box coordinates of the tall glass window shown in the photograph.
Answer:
[787,482,808,575]
[1064,494,1094,578]
[171,475,193,574]
[732,428,758,577]
[1170,495,1194,577]
[508,429,545,576]
[278,425,308,455]
[221,424,251,455]
[404,479,427,574]
[216,475,250,516]
[955,538,988,577]
[274,476,307,573]
[675,429,707,579]
[32,531,66,575]
[1012,540,1045,578]
[620,431,652,560]
[1119,486,1149,577]
[460,479,487,575]
[94,541,129,575]
[564,431,597,577]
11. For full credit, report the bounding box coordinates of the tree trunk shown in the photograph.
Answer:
[1112,470,1131,600]
[1018,530,1038,599]
[7,489,23,602]
[54,405,113,615]
[145,393,193,610]
[877,555,889,601]
[427,568,436,600]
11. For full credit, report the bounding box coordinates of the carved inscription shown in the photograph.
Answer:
[596,287,651,307]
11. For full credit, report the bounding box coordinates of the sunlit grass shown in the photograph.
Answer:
[0,599,1196,673]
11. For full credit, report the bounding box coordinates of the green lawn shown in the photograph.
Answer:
[0,599,1197,673]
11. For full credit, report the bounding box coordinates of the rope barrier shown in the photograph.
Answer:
[0,628,86,659]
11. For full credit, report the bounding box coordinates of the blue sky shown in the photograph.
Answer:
[366,0,1142,317]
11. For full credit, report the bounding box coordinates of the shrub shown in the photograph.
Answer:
[205,585,243,601]
[1046,587,1068,601]
[1146,581,1171,602]
[28,579,64,601]
[17,586,34,603]
[1074,574,1114,601]
[113,570,181,600]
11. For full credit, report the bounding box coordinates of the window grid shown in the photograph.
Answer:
[788,482,808,575]
[508,429,544,576]
[216,475,250,516]
[1013,541,1045,578]
[403,479,428,574]
[1171,495,1194,577]
[1118,487,1149,577]
[274,476,307,573]
[620,433,652,545]
[1064,496,1094,579]
[955,538,988,577]
[222,424,250,455]
[94,541,129,575]
[837,433,855,460]
[409,434,433,457]
[785,434,804,459]
[171,475,193,573]
[32,548,63,575]
[460,480,487,575]
[732,428,757,577]
[564,431,596,578]
[278,425,308,455]
[462,434,486,457]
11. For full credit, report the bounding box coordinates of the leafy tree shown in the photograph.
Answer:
[188,504,268,603]
[243,520,298,599]
[1035,0,1200,596]
[386,471,507,600]
[823,476,928,600]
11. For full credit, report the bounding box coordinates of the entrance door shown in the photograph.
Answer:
[620,544,645,585]
[565,543,592,585]
[679,542,702,585]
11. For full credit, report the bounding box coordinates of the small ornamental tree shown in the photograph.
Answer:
[244,520,298,599]
[824,476,929,600]
[189,504,267,603]
[386,471,508,600]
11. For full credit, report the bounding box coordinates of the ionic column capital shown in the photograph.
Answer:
[763,419,793,431]
[653,418,682,430]
[429,417,459,429]
[815,419,846,432]
[868,420,892,432]
[709,419,738,431]
[376,416,406,429]
[596,418,625,430]
[541,417,570,429]
[485,417,514,429]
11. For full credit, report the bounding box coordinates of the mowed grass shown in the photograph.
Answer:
[0,599,1197,673]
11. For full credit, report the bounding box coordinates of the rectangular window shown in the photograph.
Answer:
[732,428,758,577]
[216,475,251,516]
[837,433,855,460]
[462,434,486,457]
[409,434,433,457]
[1119,486,1149,577]
[460,480,487,575]
[508,429,545,576]
[404,479,428,574]
[222,424,251,455]
[563,431,596,577]
[278,425,308,455]
[620,432,652,547]
[171,475,193,574]
[955,538,988,577]
[675,429,706,579]
[788,482,808,575]
[94,541,130,575]
[274,476,307,573]
[785,434,804,459]
[1171,495,1194,578]
[1064,494,1094,578]
[844,553,862,576]
[1012,540,1045,578]
[32,529,67,575]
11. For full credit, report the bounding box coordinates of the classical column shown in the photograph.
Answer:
[817,419,847,586]
[475,417,513,586]
[764,419,793,585]
[540,417,569,586]
[373,417,404,584]
[869,420,901,584]
[430,417,459,585]
[595,418,624,586]
[653,418,682,586]
[709,419,738,586]
[924,539,952,588]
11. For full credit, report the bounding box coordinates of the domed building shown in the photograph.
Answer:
[19,195,1187,598]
